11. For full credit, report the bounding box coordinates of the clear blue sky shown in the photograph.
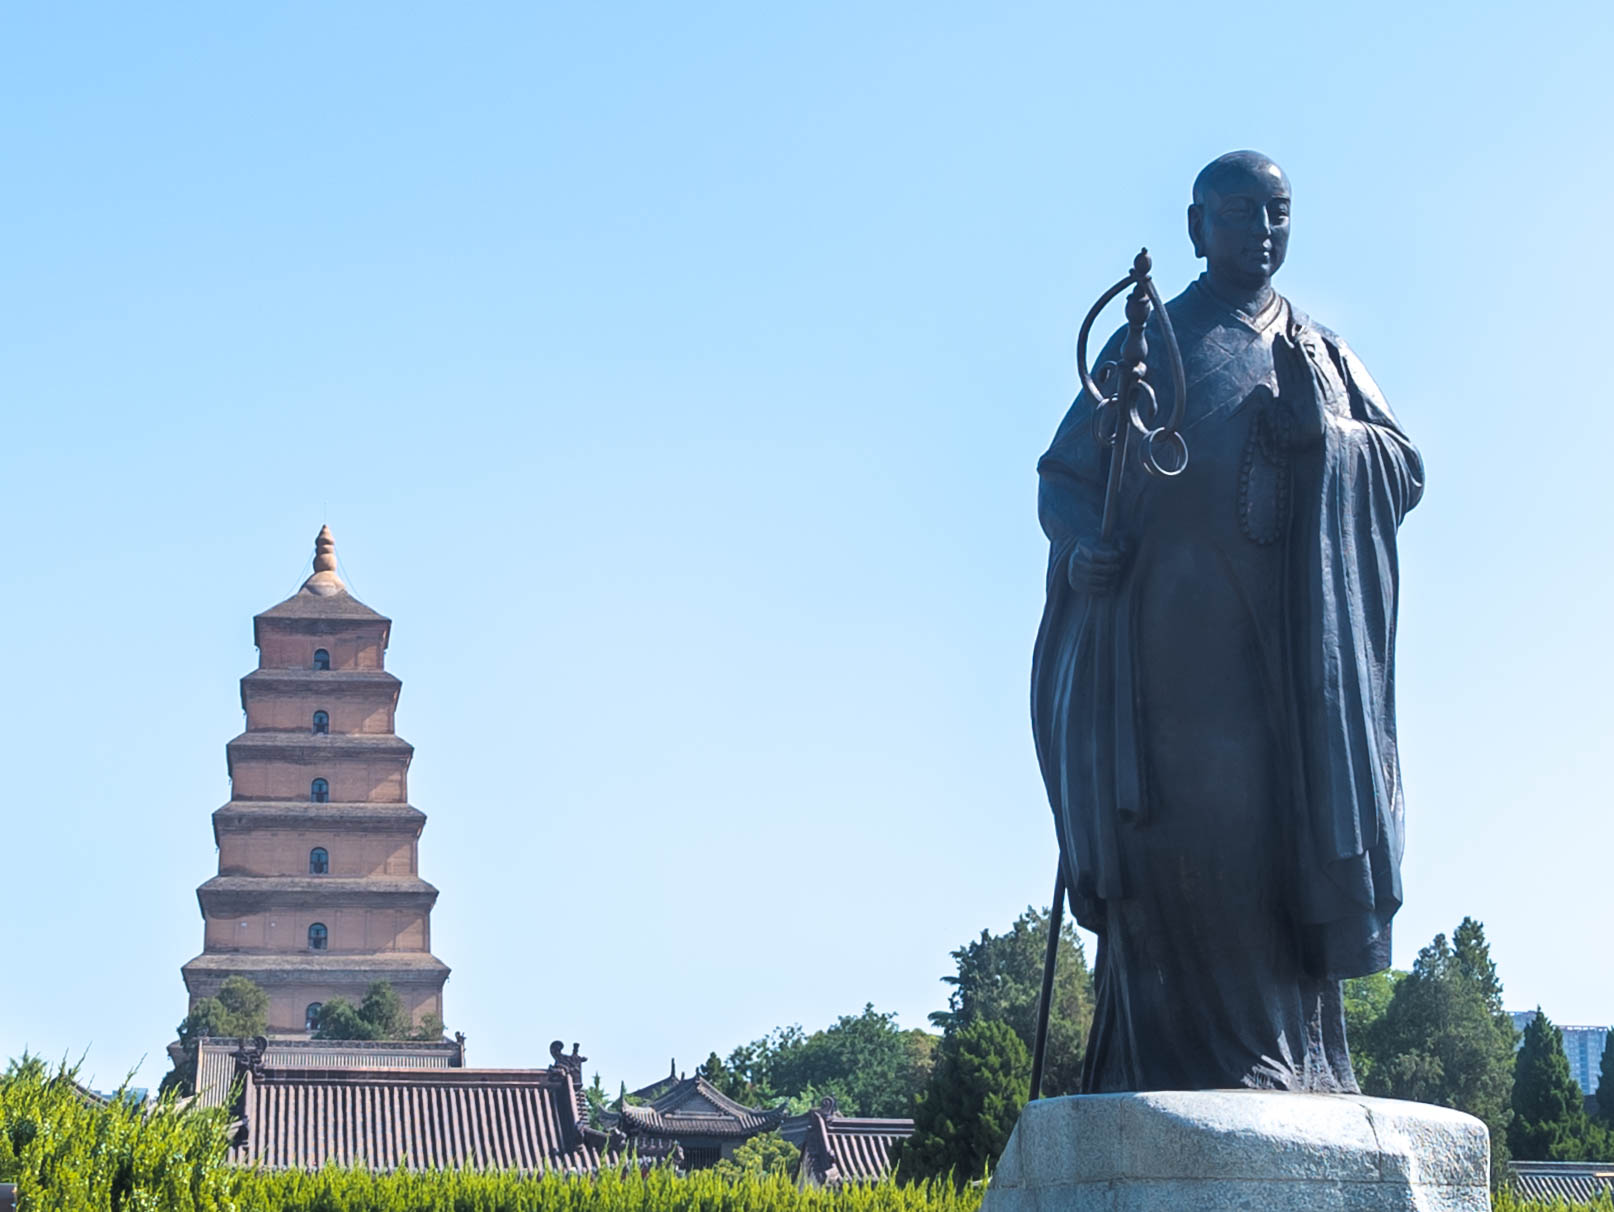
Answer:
[2,2,1610,1094]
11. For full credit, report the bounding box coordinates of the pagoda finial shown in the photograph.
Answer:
[302,525,347,596]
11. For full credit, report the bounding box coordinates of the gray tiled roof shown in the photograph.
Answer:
[616,1075,785,1140]
[782,1100,914,1186]
[229,1063,603,1172]
[193,1037,462,1109]
[1509,1160,1614,1204]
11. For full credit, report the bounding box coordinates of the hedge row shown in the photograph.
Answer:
[3,1060,1609,1210]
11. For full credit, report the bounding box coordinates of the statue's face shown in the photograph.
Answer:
[1191,162,1291,290]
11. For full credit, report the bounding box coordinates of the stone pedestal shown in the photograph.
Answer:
[980,1091,1490,1211]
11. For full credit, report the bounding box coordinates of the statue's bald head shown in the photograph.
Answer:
[1188,150,1292,291]
[1192,151,1290,207]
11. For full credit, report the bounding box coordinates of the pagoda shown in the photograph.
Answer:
[181,527,450,1036]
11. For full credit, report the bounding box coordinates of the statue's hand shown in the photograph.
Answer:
[1067,539,1129,595]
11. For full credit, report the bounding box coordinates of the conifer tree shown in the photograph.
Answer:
[929,906,1094,1097]
[1597,1030,1614,1128]
[1360,918,1517,1183]
[894,1019,1028,1186]
[1509,1008,1592,1161]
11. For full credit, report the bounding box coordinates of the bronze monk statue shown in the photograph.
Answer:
[1030,151,1424,1093]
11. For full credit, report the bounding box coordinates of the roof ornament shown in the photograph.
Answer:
[548,1040,587,1081]
[301,525,347,597]
[234,1036,268,1080]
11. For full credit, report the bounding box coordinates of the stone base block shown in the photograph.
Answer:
[981,1091,1489,1211]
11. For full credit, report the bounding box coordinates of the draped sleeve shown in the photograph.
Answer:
[1030,327,1133,933]
[1285,319,1424,979]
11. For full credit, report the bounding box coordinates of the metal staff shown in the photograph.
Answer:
[1028,249,1188,1103]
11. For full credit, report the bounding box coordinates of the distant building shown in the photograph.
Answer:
[781,1097,915,1186]
[180,527,450,1035]
[615,1074,786,1169]
[1511,1011,1610,1096]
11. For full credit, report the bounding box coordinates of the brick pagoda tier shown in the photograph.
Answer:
[181,526,450,1036]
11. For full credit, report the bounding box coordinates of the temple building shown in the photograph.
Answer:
[180,527,450,1036]
[221,1037,611,1172]
[615,1074,787,1169]
[781,1097,915,1187]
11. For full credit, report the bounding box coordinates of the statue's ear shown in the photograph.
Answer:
[1187,204,1205,258]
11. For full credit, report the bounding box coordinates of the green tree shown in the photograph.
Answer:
[311,998,372,1040]
[701,1029,799,1107]
[1342,968,1406,1087]
[712,1131,800,1180]
[929,906,1093,1097]
[311,981,437,1041]
[1453,918,1503,1007]
[1510,1009,1594,1161]
[704,1008,936,1118]
[771,1006,936,1118]
[159,975,270,1096]
[1360,919,1517,1184]
[895,1019,1028,1186]
[583,1072,613,1129]
[1596,1030,1614,1129]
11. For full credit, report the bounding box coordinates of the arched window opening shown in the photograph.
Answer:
[308,922,328,951]
[313,648,330,671]
[310,778,329,803]
[305,1002,323,1031]
[312,710,329,735]
[309,847,329,875]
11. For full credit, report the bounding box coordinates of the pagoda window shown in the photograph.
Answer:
[305,1002,323,1031]
[310,778,329,803]
[312,710,329,735]
[308,922,328,950]
[309,847,329,875]
[313,648,331,671]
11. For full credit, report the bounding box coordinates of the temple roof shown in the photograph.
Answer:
[616,1074,785,1140]
[782,1098,915,1187]
[254,527,389,630]
[193,1036,464,1109]
[1509,1162,1614,1204]
[226,1046,606,1172]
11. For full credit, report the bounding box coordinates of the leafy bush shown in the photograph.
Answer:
[1,1055,236,1211]
[1495,1191,1614,1211]
[711,1131,798,1181]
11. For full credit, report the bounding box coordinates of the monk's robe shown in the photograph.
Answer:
[1030,275,1423,1093]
